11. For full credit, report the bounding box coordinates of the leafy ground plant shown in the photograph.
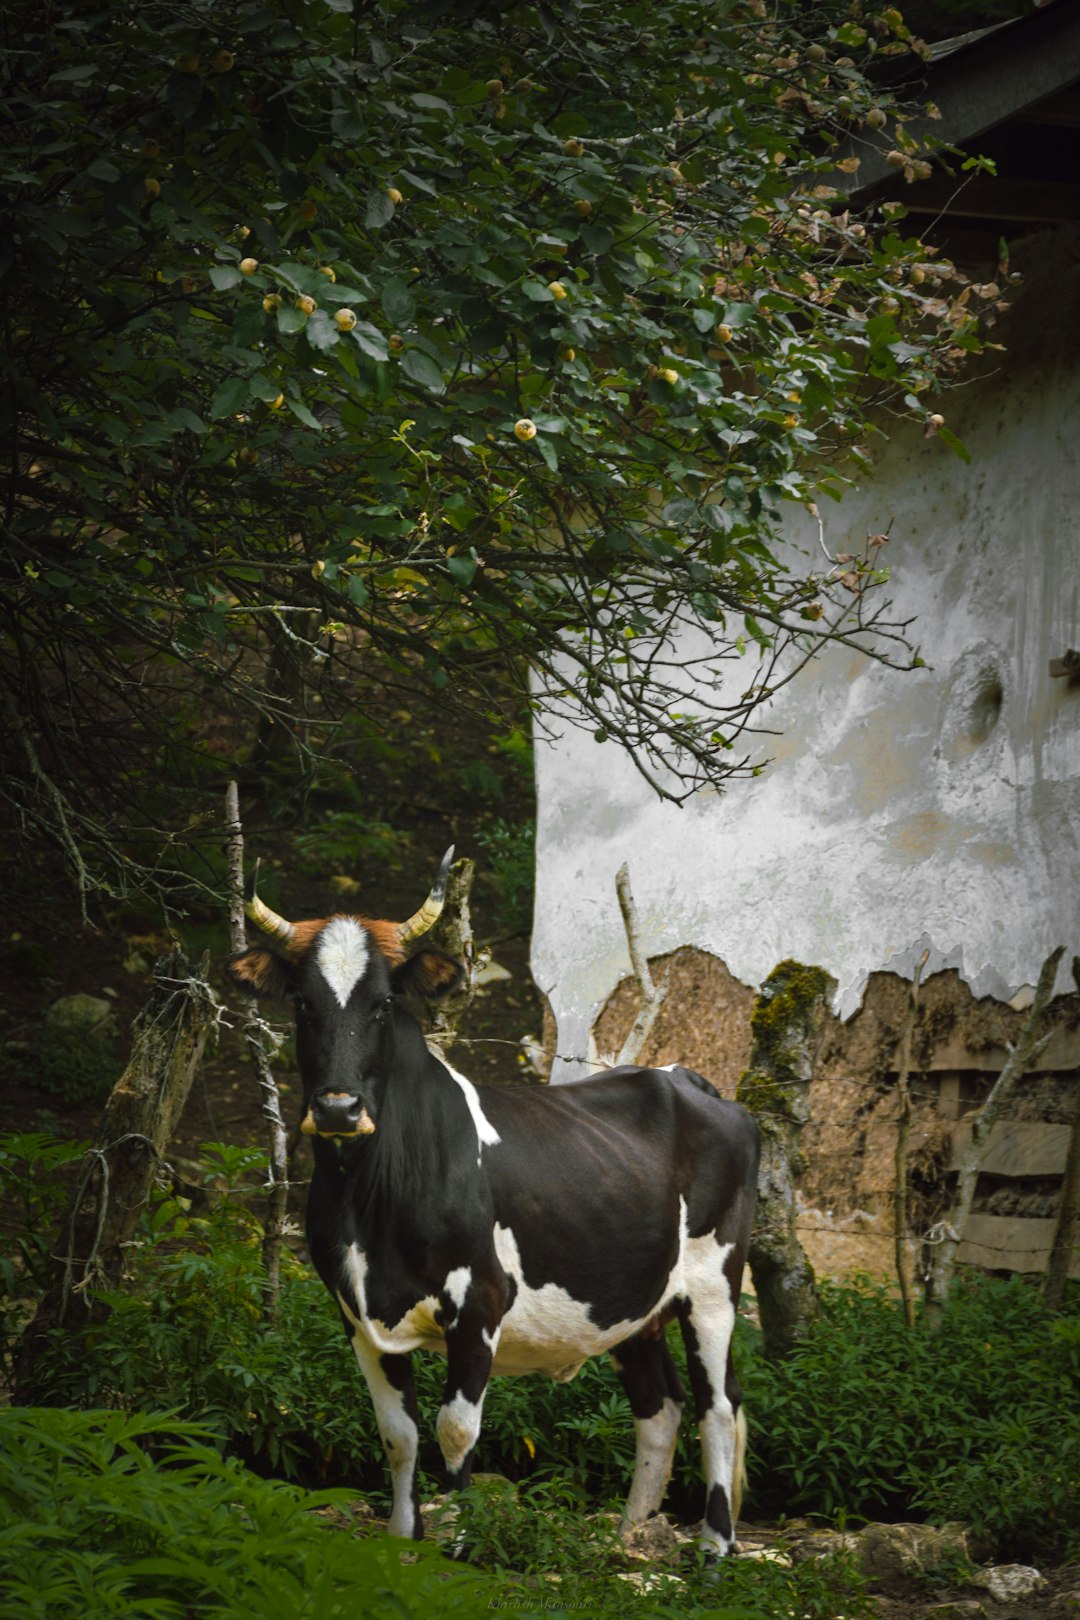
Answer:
[10,1138,1079,1567]
[0,1407,518,1620]
[2,1407,874,1620]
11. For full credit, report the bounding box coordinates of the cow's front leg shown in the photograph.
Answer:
[437,1285,501,1490]
[350,1332,423,1539]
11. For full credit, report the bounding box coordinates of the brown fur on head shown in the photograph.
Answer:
[227,915,463,1002]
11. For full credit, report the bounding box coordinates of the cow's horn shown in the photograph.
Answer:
[244,870,297,949]
[398,845,455,945]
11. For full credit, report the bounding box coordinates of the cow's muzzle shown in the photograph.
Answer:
[302,1090,376,1139]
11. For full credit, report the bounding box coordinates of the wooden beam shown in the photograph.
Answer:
[1018,86,1080,129]
[833,4,1080,200]
[899,173,1080,224]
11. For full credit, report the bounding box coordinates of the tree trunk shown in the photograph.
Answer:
[894,950,929,1329]
[422,854,477,1062]
[13,950,215,1402]
[737,961,834,1360]
[923,945,1065,1329]
[1044,1081,1080,1309]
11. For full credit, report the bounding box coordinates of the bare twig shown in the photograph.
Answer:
[615,863,668,1066]
[225,781,290,1321]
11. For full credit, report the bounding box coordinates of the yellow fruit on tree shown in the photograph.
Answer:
[239,257,258,275]
[210,49,235,73]
[560,345,576,362]
[269,393,285,411]
[547,280,567,299]
[658,367,678,384]
[319,265,337,281]
[295,295,317,316]
[574,199,592,217]
[563,139,584,158]
[514,419,537,442]
[144,177,161,199]
[262,294,281,313]
[387,187,403,205]
[717,323,733,342]
[334,308,357,331]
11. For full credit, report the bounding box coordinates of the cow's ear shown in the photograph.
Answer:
[226,947,292,1000]
[391,949,465,1001]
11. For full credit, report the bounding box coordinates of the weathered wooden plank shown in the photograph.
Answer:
[925,1027,1079,1074]
[956,1214,1080,1276]
[949,1120,1071,1177]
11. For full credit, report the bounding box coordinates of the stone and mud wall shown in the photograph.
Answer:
[582,948,1080,1284]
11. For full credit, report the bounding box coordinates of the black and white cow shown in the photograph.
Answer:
[227,850,759,1555]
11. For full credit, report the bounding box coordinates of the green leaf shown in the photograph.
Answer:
[400,351,445,394]
[937,425,971,464]
[351,323,389,362]
[210,266,244,291]
[381,277,415,325]
[288,398,323,431]
[365,189,395,229]
[521,279,555,302]
[304,310,340,352]
[447,552,478,587]
[209,378,249,419]
[535,435,558,472]
[48,63,98,82]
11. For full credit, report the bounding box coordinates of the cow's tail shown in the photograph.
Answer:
[731,1403,748,1528]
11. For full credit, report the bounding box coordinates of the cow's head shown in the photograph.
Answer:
[226,848,462,1141]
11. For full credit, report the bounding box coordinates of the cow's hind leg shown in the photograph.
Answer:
[611,1330,685,1530]
[679,1261,743,1559]
[350,1334,423,1540]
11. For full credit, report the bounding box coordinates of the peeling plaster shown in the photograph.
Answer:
[532,230,1080,1079]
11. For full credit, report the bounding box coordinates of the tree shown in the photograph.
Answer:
[1,0,989,910]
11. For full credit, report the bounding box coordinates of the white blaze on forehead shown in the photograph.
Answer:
[316,916,370,1008]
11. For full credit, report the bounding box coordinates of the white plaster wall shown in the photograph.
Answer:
[532,229,1080,1079]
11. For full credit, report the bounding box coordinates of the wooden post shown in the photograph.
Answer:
[13,950,215,1403]
[1045,963,1080,1308]
[224,782,290,1321]
[924,946,1065,1329]
[894,949,929,1329]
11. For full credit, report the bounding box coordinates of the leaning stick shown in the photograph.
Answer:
[225,781,290,1321]
[615,863,668,1067]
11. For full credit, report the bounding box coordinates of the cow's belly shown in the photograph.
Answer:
[338,1205,696,1380]
[487,1220,676,1381]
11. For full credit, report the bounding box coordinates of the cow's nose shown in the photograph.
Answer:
[302,1090,376,1138]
